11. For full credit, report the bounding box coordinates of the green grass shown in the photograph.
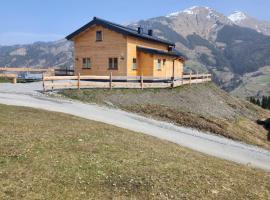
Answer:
[0,104,270,199]
[256,76,270,84]
[0,77,11,83]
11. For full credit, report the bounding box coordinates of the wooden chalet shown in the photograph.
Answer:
[66,17,186,79]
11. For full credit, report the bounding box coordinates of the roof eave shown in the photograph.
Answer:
[137,46,186,59]
[66,17,175,46]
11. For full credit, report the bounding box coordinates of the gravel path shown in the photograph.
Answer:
[1,82,270,171]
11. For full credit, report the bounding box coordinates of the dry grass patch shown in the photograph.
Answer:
[60,83,270,149]
[0,104,270,199]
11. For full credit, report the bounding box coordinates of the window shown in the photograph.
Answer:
[157,59,162,70]
[82,58,91,69]
[109,58,118,70]
[96,31,103,41]
[132,58,137,70]
[163,59,166,66]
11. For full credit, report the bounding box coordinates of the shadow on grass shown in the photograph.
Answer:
[257,119,270,141]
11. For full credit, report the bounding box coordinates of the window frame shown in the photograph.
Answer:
[132,58,137,70]
[96,30,103,42]
[108,57,118,70]
[82,57,91,69]
[157,59,162,71]
[163,59,166,66]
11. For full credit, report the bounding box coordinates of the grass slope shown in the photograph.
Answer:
[0,105,270,199]
[60,83,270,150]
[0,77,11,83]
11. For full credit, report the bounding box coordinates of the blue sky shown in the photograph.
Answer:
[1,0,269,45]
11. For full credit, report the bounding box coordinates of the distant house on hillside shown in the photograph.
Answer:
[66,17,186,78]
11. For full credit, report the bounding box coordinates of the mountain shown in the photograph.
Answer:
[229,11,270,36]
[1,6,270,98]
[0,39,73,68]
[131,6,270,97]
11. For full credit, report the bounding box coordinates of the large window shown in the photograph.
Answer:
[157,59,162,70]
[109,58,118,70]
[96,31,103,41]
[132,58,137,70]
[82,58,91,69]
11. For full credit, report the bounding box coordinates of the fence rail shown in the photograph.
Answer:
[0,67,55,83]
[0,67,54,73]
[42,73,211,91]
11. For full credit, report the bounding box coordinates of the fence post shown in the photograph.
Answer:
[181,73,184,85]
[171,76,175,88]
[196,71,199,84]
[12,77,17,84]
[77,73,81,90]
[140,73,144,90]
[109,72,112,90]
[189,72,192,86]
[42,73,45,92]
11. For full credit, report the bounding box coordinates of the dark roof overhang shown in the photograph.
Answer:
[66,17,175,46]
[137,46,187,60]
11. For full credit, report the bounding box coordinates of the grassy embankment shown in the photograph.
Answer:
[60,83,270,150]
[0,77,11,83]
[0,104,270,199]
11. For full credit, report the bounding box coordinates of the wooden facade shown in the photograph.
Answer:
[67,17,185,79]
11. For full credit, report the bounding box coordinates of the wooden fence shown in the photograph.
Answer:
[42,72,211,91]
[0,74,17,83]
[0,67,55,83]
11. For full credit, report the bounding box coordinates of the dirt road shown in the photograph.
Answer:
[1,82,270,171]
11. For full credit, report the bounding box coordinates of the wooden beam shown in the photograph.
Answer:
[0,67,54,73]
[0,74,17,78]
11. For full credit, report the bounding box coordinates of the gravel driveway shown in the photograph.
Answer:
[1,82,270,171]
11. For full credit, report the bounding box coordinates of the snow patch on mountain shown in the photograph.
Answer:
[228,11,247,23]
[207,10,220,20]
[166,6,210,17]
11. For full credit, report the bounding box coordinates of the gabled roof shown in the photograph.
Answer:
[66,17,175,46]
[137,46,186,60]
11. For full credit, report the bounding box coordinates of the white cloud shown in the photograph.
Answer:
[0,32,65,45]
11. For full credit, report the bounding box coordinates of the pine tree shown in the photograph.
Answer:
[249,97,257,105]
[267,96,270,109]
[256,99,261,107]
[262,96,268,109]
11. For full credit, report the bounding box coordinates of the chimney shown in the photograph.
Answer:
[137,27,143,34]
[148,29,153,36]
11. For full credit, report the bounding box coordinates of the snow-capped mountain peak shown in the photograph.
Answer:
[228,11,247,23]
[166,6,212,18]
